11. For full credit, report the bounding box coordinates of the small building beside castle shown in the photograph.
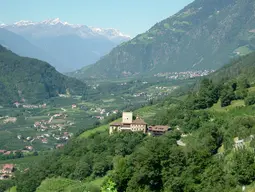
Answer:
[109,112,147,134]
[148,125,170,136]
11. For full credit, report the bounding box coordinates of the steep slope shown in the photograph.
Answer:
[0,45,86,105]
[75,0,255,79]
[2,19,131,72]
[209,52,255,82]
[0,28,57,66]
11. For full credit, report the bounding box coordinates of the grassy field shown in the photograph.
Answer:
[78,124,109,139]
[89,176,106,187]
[78,118,122,139]
[210,100,245,112]
[234,45,253,56]
[36,177,83,192]
[0,155,44,170]
[35,176,106,192]
[5,186,17,192]
[248,183,255,192]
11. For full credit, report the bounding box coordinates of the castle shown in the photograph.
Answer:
[109,112,147,134]
[109,112,170,135]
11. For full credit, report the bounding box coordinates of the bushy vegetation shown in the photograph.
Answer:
[0,180,15,192]
[15,132,146,192]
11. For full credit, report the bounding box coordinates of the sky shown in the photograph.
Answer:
[0,0,194,37]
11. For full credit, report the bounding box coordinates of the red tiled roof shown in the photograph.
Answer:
[3,164,14,170]
[148,125,169,132]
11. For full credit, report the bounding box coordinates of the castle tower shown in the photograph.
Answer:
[122,112,133,124]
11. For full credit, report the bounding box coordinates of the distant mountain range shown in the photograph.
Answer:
[72,0,255,79]
[0,18,131,72]
[0,28,57,66]
[0,44,87,105]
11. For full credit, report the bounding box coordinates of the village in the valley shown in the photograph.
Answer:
[0,102,124,151]
[154,69,215,79]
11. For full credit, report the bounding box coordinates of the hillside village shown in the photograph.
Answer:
[154,70,215,79]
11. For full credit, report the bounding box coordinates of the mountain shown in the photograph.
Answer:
[1,18,131,72]
[0,44,87,105]
[73,0,255,79]
[0,28,57,65]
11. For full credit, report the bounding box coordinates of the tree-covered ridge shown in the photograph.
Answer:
[73,0,255,79]
[0,45,87,105]
[209,52,255,82]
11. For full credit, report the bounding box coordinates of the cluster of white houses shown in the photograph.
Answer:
[109,112,170,136]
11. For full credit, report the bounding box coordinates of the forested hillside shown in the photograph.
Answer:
[0,45,87,105]
[8,52,255,192]
[73,0,255,79]
[209,52,255,82]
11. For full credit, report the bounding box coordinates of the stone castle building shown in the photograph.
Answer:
[109,112,147,134]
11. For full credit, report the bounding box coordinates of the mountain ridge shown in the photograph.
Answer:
[1,18,131,42]
[73,0,255,79]
[0,28,57,66]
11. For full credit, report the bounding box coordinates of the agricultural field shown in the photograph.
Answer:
[0,101,97,152]
[0,78,188,152]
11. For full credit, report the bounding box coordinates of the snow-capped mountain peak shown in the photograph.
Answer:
[90,27,131,39]
[2,18,131,41]
[40,18,67,25]
[14,20,35,26]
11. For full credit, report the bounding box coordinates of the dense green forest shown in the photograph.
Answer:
[0,45,87,105]
[7,52,255,192]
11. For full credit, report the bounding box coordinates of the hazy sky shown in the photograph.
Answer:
[0,0,194,37]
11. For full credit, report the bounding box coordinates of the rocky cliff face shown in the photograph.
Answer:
[76,0,255,79]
